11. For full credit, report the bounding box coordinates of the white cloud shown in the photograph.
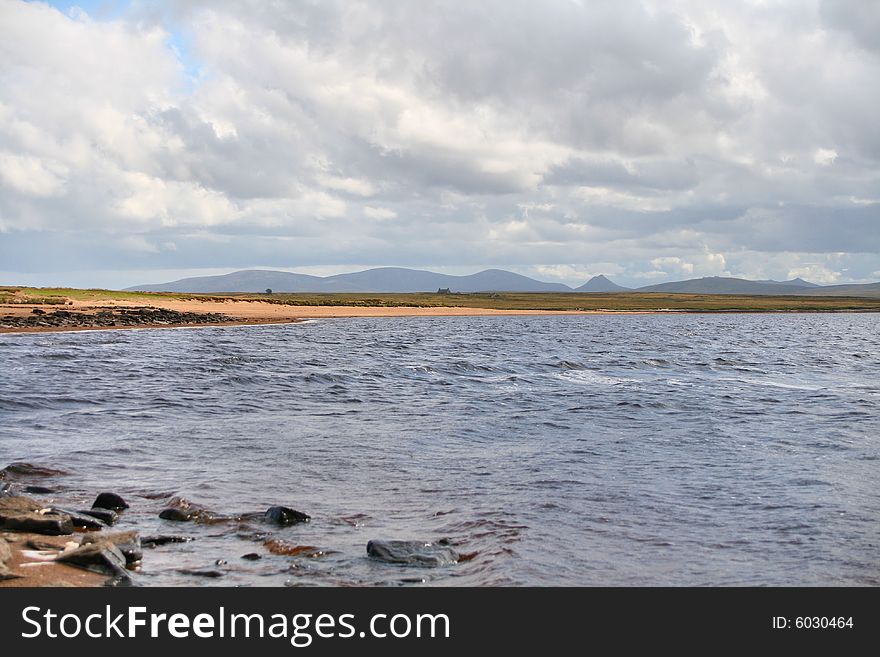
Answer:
[0,0,879,287]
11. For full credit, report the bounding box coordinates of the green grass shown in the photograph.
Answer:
[3,286,880,312]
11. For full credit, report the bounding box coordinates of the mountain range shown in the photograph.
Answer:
[127,269,880,297]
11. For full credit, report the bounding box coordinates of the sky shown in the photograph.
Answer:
[0,0,878,289]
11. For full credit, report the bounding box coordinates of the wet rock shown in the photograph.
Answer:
[0,483,12,498]
[158,497,223,523]
[265,506,311,526]
[159,508,192,522]
[366,540,459,567]
[177,569,224,578]
[142,535,193,548]
[1,462,66,478]
[23,485,54,494]
[49,508,104,530]
[31,308,45,315]
[0,512,74,536]
[81,531,142,567]
[81,507,118,525]
[93,492,129,511]
[241,553,262,561]
[264,539,325,557]
[56,543,129,579]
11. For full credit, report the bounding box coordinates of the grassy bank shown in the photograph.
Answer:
[4,286,880,312]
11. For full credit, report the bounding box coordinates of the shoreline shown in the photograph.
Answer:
[3,297,879,335]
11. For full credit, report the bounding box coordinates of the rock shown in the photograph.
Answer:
[80,507,118,525]
[0,512,74,536]
[31,308,45,315]
[366,540,459,567]
[23,485,54,494]
[158,508,193,522]
[0,496,41,514]
[265,506,311,526]
[264,539,325,557]
[49,508,104,530]
[0,483,12,498]
[0,536,11,564]
[81,531,142,567]
[177,569,224,578]
[142,535,193,548]
[56,543,129,579]
[158,497,224,523]
[1,462,66,478]
[241,553,261,561]
[92,492,129,511]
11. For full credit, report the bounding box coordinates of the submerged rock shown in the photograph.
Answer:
[81,507,118,525]
[366,540,459,567]
[142,535,193,548]
[265,506,311,526]
[158,508,192,522]
[23,485,54,494]
[0,463,66,478]
[241,552,262,561]
[93,492,129,511]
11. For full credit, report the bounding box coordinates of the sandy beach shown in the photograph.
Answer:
[0,297,628,334]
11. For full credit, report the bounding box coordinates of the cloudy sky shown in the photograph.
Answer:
[1,0,878,289]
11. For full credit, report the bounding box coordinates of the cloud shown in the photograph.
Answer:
[0,0,878,288]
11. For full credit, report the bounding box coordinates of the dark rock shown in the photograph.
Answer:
[93,492,129,511]
[241,553,261,561]
[366,539,459,567]
[0,483,12,498]
[31,308,45,315]
[159,508,192,522]
[0,512,73,536]
[177,569,224,578]
[265,506,311,526]
[142,535,193,548]
[56,543,129,579]
[81,531,142,567]
[23,485,54,494]
[80,507,118,525]
[49,508,104,530]
[1,462,66,478]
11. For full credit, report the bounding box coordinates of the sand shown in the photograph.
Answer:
[0,297,627,334]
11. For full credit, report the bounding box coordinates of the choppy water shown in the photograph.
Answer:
[1,314,878,586]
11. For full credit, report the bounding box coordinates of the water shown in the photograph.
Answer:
[1,314,878,586]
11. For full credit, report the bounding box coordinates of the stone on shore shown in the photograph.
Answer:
[81,531,142,566]
[366,539,459,567]
[0,512,74,536]
[265,506,311,526]
[56,542,129,579]
[93,492,129,511]
[0,537,16,581]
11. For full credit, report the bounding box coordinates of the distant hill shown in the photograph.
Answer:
[790,282,880,298]
[126,269,880,297]
[635,276,820,295]
[574,275,631,293]
[127,267,573,293]
[755,277,820,288]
